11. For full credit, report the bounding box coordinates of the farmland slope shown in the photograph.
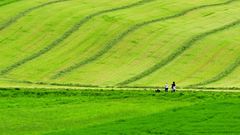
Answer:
[0,0,239,89]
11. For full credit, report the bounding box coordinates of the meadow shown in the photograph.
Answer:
[0,88,239,135]
[0,0,239,89]
[0,1,240,134]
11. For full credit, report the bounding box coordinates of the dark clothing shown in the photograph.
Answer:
[155,89,160,93]
[165,88,168,92]
[172,82,176,92]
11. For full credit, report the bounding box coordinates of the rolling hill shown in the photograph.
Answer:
[0,0,240,89]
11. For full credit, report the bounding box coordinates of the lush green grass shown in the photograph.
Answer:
[0,0,21,8]
[133,21,240,87]
[0,88,240,135]
[57,0,240,87]
[1,1,240,134]
[0,0,239,89]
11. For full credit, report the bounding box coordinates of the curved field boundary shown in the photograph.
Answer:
[0,0,155,75]
[118,19,240,86]
[189,56,240,87]
[51,0,237,79]
[0,0,69,31]
[0,0,21,7]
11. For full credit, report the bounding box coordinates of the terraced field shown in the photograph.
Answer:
[0,0,240,90]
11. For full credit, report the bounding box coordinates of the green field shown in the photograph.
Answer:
[0,89,239,135]
[0,0,240,89]
[1,1,240,134]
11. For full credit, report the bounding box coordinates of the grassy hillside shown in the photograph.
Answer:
[0,0,239,89]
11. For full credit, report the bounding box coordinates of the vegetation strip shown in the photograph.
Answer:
[189,56,240,87]
[0,0,21,7]
[0,0,69,31]
[3,78,99,88]
[2,78,240,91]
[51,0,237,79]
[184,86,240,91]
[118,20,240,86]
[0,0,155,76]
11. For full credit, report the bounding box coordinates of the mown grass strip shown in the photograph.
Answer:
[189,56,240,87]
[0,0,69,31]
[4,79,99,88]
[0,0,21,7]
[51,0,237,79]
[118,19,240,86]
[2,78,240,91]
[184,86,240,91]
[0,0,155,76]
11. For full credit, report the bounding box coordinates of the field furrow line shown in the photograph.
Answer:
[178,46,226,83]
[51,0,238,79]
[0,0,21,7]
[189,56,240,87]
[0,0,69,31]
[4,79,99,88]
[118,19,240,86]
[0,0,155,75]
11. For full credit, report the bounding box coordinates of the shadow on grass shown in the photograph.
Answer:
[47,100,240,135]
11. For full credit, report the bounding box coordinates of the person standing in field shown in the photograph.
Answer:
[172,82,176,92]
[165,83,168,92]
